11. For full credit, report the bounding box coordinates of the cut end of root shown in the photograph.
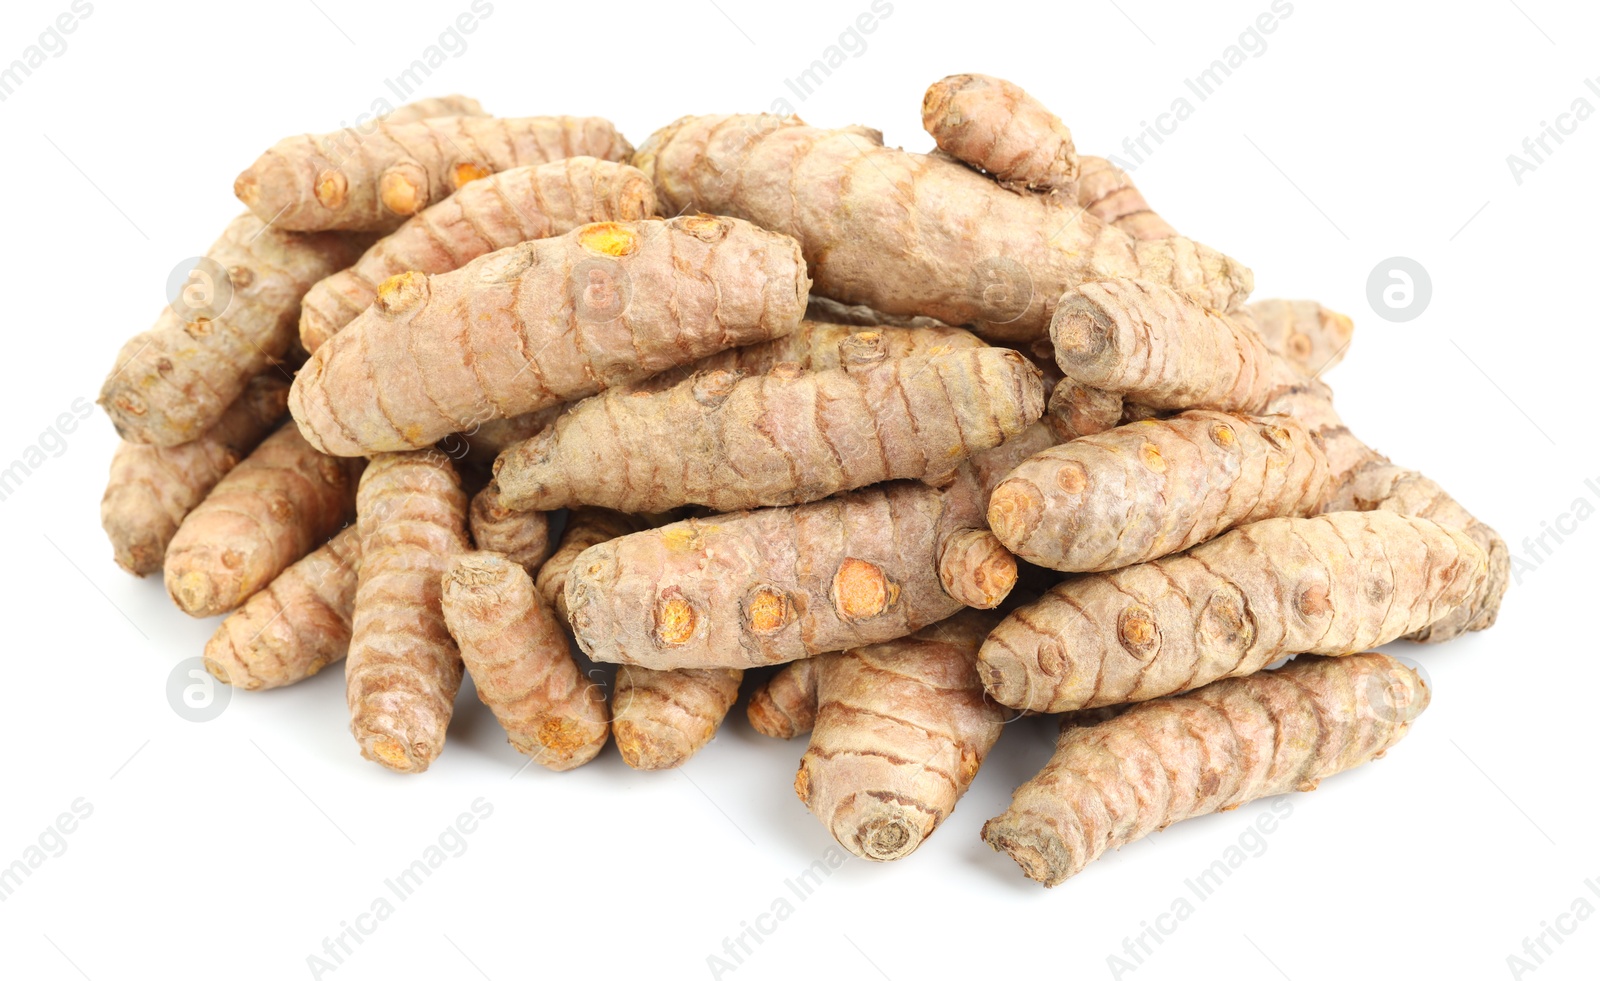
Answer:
[833,797,936,862]
[167,567,230,618]
[233,170,260,207]
[577,222,640,257]
[360,732,433,774]
[981,818,1069,887]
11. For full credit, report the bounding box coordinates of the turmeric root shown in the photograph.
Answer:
[383,94,486,123]
[288,215,810,455]
[982,652,1429,886]
[1244,298,1354,376]
[98,214,365,446]
[299,158,658,351]
[101,375,289,576]
[564,457,1014,670]
[346,450,470,772]
[468,481,553,571]
[440,551,608,771]
[921,74,1078,192]
[978,511,1485,713]
[1043,380,1126,442]
[233,116,632,232]
[989,411,1329,572]
[1052,278,1287,413]
[203,525,360,690]
[163,423,359,617]
[796,611,1008,861]
[686,318,986,377]
[633,113,1251,343]
[746,659,819,739]
[1268,380,1509,641]
[1075,155,1178,240]
[535,508,649,621]
[494,348,1044,513]
[612,665,742,770]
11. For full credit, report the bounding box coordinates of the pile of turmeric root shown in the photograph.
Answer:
[98,77,1506,887]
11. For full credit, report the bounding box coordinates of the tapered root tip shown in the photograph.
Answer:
[981,817,1070,887]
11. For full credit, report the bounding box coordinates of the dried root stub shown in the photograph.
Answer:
[468,481,553,571]
[1075,155,1178,241]
[633,112,1250,343]
[233,115,632,233]
[979,511,1486,713]
[795,611,1009,862]
[163,423,359,617]
[98,214,365,446]
[564,466,1012,671]
[440,552,608,771]
[982,652,1430,886]
[494,347,1044,513]
[204,526,361,690]
[921,74,1078,192]
[100,375,289,576]
[989,410,1329,572]
[612,666,742,770]
[289,215,810,455]
[746,659,820,739]
[299,157,658,351]
[346,451,470,773]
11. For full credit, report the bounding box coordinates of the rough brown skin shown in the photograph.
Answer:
[233,116,633,233]
[982,653,1429,886]
[203,525,360,690]
[795,611,1009,861]
[299,158,658,351]
[494,348,1044,513]
[978,511,1486,714]
[163,424,359,617]
[289,215,810,455]
[563,457,1013,671]
[1052,278,1287,413]
[382,95,487,124]
[101,376,289,576]
[346,451,470,773]
[440,551,608,771]
[612,666,743,770]
[633,114,1251,343]
[1075,155,1178,240]
[1244,298,1354,376]
[989,410,1330,572]
[98,214,366,446]
[1268,381,1509,641]
[921,74,1078,192]
[746,659,819,739]
[468,481,553,571]
[535,508,650,621]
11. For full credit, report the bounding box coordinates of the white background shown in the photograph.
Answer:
[0,1,1593,979]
